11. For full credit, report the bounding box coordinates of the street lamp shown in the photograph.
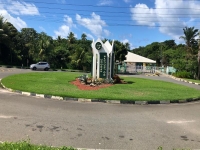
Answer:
[21,55,23,68]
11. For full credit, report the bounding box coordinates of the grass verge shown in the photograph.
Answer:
[1,72,200,101]
[0,140,75,150]
[183,78,200,84]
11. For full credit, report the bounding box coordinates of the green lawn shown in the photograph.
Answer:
[1,72,200,101]
[0,140,75,150]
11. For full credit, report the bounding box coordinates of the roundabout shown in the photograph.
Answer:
[1,71,200,105]
[0,68,200,150]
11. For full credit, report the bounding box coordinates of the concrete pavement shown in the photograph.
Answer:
[0,89,200,149]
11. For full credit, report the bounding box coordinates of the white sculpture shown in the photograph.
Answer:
[91,38,114,79]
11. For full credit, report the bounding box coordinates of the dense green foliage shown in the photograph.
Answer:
[2,72,200,101]
[0,140,75,150]
[172,71,193,78]
[132,27,200,79]
[0,16,128,71]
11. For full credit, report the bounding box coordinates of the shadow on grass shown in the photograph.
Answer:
[126,81,135,84]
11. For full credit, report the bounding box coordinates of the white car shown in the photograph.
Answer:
[30,62,50,71]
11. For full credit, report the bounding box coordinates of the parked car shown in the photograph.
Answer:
[30,62,50,71]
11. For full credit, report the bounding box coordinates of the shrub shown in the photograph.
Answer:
[78,74,89,84]
[173,71,193,78]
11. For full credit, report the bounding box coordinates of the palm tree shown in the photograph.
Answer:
[179,27,199,55]
[38,32,53,61]
[0,16,6,56]
[67,32,76,44]
[4,22,18,64]
[81,33,87,41]
[0,16,8,39]
[124,42,130,50]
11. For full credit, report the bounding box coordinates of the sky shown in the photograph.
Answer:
[1,0,200,49]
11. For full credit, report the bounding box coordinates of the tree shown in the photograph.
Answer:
[0,16,8,59]
[114,40,128,62]
[67,32,76,44]
[19,28,38,58]
[4,22,18,64]
[124,42,130,51]
[0,16,8,40]
[0,17,19,64]
[38,32,54,61]
[179,26,199,56]
[69,45,92,70]
[81,33,87,41]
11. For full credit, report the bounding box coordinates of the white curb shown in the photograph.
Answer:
[36,94,44,98]
[51,96,63,100]
[22,92,30,96]
[78,98,92,102]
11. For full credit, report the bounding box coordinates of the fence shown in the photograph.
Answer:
[117,65,156,74]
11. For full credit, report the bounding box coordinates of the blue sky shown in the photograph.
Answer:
[1,0,200,49]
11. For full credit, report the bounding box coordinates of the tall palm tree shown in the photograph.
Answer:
[38,32,53,61]
[0,16,8,44]
[81,33,87,41]
[67,32,76,44]
[4,22,18,64]
[179,27,199,55]
[0,16,6,53]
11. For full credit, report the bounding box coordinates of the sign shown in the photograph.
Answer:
[95,42,102,50]
[99,53,107,78]
[91,38,114,79]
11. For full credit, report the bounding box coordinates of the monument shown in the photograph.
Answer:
[91,38,115,80]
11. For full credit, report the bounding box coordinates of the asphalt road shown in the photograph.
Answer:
[0,68,200,150]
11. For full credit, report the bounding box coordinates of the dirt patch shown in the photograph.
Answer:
[71,78,113,91]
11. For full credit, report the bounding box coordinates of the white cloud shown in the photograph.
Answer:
[121,39,129,44]
[5,0,39,15]
[0,9,27,30]
[76,12,110,38]
[98,0,113,6]
[54,25,70,38]
[130,0,200,42]
[131,3,157,27]
[54,16,76,39]
[104,29,110,36]
[0,0,40,30]
[64,15,76,28]
[121,39,135,49]
[87,33,94,40]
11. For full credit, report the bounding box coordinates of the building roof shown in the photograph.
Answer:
[124,52,156,63]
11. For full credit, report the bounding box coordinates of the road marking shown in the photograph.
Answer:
[0,115,13,119]
[167,120,195,124]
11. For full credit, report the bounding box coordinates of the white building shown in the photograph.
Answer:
[120,52,156,73]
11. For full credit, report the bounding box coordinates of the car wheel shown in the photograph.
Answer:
[33,67,36,70]
[44,68,49,71]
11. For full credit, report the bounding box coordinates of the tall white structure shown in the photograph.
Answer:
[91,38,115,79]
